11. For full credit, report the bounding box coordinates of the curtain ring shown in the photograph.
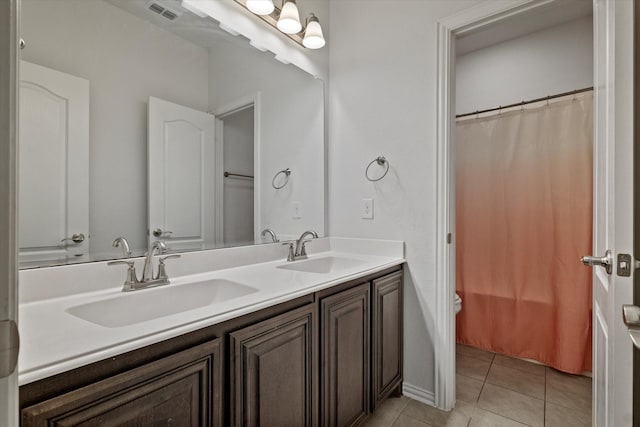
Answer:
[365,156,390,182]
[272,168,291,189]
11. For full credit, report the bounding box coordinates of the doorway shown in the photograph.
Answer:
[435,1,636,425]
[452,7,593,426]
[218,105,256,246]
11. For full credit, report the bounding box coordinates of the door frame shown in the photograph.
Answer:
[434,0,574,410]
[214,92,261,244]
[633,2,640,423]
[0,0,19,425]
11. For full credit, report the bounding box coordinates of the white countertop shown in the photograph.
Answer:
[18,238,404,385]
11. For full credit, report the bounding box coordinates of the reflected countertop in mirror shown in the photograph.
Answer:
[19,0,325,269]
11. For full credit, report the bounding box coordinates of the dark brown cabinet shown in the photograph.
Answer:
[230,303,318,427]
[372,271,403,408]
[20,266,403,427]
[21,338,221,427]
[320,283,370,427]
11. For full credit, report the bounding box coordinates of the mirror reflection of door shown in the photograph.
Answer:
[148,96,217,251]
[219,106,255,246]
[19,61,89,263]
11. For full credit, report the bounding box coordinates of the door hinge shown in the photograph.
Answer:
[447,233,452,244]
[0,320,19,378]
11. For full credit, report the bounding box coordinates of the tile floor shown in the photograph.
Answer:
[365,344,592,427]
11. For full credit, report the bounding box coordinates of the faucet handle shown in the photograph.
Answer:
[157,254,181,281]
[108,260,135,268]
[108,260,139,291]
[299,239,313,256]
[282,242,295,262]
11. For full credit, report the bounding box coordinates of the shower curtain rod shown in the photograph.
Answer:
[456,86,594,118]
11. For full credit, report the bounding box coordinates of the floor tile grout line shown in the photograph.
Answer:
[477,406,537,427]
[456,346,590,427]
[396,410,437,427]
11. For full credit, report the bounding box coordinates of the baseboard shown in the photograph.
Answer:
[402,382,436,407]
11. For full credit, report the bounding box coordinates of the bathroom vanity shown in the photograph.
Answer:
[18,239,404,426]
[15,3,400,425]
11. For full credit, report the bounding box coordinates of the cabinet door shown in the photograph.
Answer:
[321,283,370,427]
[230,303,317,427]
[21,339,222,426]
[372,271,403,408]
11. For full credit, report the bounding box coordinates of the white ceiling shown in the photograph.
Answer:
[456,0,593,56]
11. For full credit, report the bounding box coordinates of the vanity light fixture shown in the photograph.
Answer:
[246,0,275,16]
[233,0,326,49]
[302,13,325,49]
[277,0,302,34]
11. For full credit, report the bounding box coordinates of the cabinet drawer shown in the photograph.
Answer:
[22,339,221,426]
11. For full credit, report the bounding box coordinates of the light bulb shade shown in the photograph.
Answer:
[246,0,274,15]
[302,15,325,49]
[277,0,302,34]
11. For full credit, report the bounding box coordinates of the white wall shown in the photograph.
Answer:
[210,41,325,241]
[328,0,484,401]
[223,107,255,245]
[21,0,209,256]
[456,16,593,114]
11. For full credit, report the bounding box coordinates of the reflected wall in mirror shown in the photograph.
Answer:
[19,0,325,268]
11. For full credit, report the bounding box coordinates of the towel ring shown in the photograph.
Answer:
[272,168,291,189]
[365,156,389,182]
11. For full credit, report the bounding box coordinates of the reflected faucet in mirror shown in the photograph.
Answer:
[112,237,132,258]
[261,228,279,243]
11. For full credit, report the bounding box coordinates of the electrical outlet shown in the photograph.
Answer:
[292,201,302,219]
[361,198,374,219]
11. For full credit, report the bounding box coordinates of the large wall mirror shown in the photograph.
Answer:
[19,0,325,268]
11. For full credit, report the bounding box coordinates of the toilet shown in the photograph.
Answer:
[455,293,462,314]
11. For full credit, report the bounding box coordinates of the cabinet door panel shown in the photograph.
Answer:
[230,303,317,427]
[372,271,403,408]
[22,339,221,427]
[321,283,370,427]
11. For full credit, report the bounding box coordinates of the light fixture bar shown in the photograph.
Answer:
[233,0,305,47]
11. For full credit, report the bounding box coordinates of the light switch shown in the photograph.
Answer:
[361,198,373,219]
[292,201,302,219]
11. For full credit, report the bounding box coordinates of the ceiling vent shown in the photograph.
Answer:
[146,1,181,21]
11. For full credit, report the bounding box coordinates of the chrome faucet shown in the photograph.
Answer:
[261,228,279,243]
[295,230,318,258]
[142,240,167,282]
[109,240,181,292]
[112,237,132,258]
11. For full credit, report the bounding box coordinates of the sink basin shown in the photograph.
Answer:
[277,256,366,274]
[66,279,258,328]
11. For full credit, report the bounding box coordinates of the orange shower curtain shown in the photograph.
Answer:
[455,92,593,374]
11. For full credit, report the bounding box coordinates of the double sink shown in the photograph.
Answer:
[65,256,365,328]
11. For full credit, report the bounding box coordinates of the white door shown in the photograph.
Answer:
[148,97,217,251]
[19,61,90,262]
[585,0,634,425]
